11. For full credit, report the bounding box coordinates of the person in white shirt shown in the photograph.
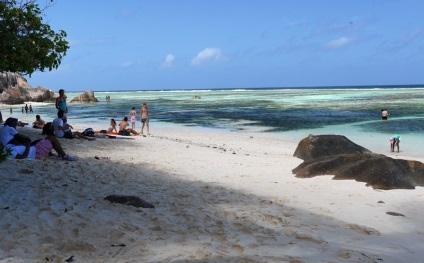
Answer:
[53,110,95,141]
[0,117,31,146]
[0,117,77,161]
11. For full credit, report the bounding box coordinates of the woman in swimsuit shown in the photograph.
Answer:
[55,89,68,113]
[107,118,118,134]
[94,119,118,134]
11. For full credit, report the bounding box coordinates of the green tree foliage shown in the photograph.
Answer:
[0,143,11,162]
[0,0,69,75]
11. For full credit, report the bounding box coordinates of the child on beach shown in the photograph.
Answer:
[129,107,137,129]
[390,134,400,152]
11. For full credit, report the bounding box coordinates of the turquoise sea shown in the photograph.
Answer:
[4,85,424,158]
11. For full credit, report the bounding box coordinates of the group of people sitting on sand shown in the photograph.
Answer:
[0,109,100,161]
[31,110,145,138]
[0,117,78,161]
[31,110,96,141]
[1,96,150,161]
[96,117,146,136]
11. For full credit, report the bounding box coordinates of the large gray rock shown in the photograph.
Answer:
[70,90,98,102]
[292,135,424,190]
[0,72,54,104]
[293,134,371,161]
[27,86,55,102]
[0,71,19,89]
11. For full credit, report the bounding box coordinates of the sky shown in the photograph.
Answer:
[27,0,424,92]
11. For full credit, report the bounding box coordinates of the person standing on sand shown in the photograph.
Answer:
[55,89,68,113]
[381,109,389,120]
[129,107,137,129]
[140,102,150,135]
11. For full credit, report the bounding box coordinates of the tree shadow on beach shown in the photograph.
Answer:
[1,133,422,263]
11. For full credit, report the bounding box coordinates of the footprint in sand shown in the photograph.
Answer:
[263,214,285,226]
[338,249,383,262]
[346,224,380,236]
[285,229,326,244]
[232,244,245,254]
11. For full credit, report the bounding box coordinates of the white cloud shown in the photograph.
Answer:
[120,61,137,68]
[324,37,353,49]
[162,54,175,68]
[191,48,225,66]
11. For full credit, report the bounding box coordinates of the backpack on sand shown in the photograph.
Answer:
[83,128,95,137]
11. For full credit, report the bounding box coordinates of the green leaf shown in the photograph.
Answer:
[0,0,69,74]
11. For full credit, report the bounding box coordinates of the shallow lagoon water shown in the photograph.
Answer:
[4,87,424,158]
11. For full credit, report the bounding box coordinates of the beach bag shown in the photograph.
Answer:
[63,130,75,139]
[83,128,95,137]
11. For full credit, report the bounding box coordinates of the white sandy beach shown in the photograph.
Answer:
[1,118,424,263]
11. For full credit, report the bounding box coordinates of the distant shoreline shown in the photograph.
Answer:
[62,84,424,93]
[0,102,54,109]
